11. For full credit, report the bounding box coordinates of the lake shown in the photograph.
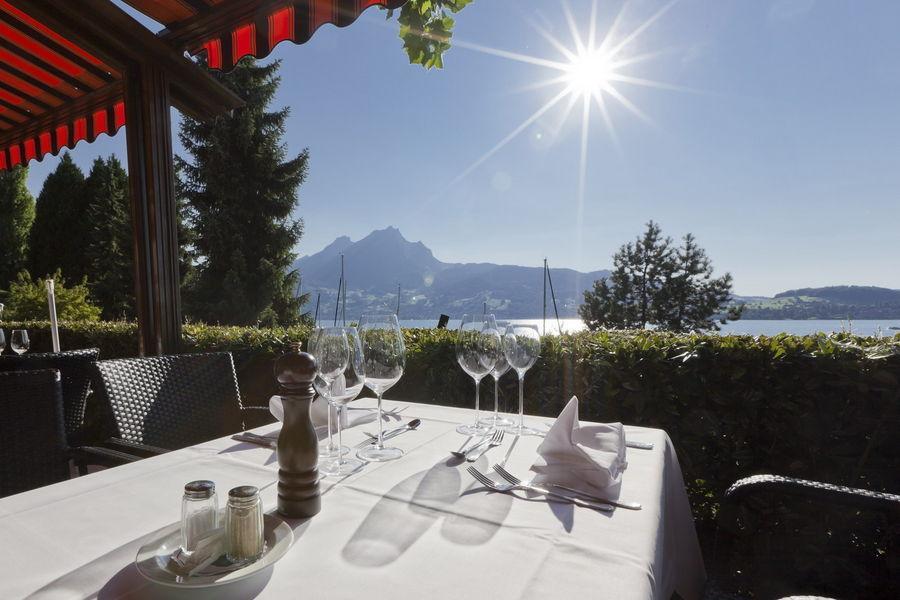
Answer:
[398,318,900,337]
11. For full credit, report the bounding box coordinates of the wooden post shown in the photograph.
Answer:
[125,63,182,356]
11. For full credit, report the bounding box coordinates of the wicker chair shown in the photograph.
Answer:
[74,352,268,469]
[711,474,899,599]
[0,369,69,498]
[0,348,100,445]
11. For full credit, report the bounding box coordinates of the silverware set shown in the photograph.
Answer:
[468,465,641,512]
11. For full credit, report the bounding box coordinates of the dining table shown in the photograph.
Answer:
[0,399,706,600]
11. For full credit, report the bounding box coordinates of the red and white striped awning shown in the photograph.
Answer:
[0,0,125,169]
[0,0,406,170]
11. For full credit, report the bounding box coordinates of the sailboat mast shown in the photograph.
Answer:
[341,254,347,325]
[313,292,321,326]
[543,258,548,335]
[396,283,401,317]
[333,253,343,326]
[546,260,562,334]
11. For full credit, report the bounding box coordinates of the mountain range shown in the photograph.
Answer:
[292,227,609,320]
[294,228,900,321]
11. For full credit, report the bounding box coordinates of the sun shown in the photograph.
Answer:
[564,49,614,98]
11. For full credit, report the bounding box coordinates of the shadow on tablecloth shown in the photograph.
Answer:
[342,455,513,567]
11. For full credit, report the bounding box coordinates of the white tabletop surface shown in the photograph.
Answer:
[0,399,705,600]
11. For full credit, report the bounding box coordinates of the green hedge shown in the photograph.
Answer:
[5,320,899,529]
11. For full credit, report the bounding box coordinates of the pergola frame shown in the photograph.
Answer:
[2,0,405,355]
[6,0,244,354]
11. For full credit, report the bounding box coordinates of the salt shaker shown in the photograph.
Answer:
[181,480,218,552]
[225,485,265,562]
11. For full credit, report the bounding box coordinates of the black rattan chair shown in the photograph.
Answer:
[74,352,267,469]
[711,474,900,599]
[0,348,100,445]
[0,369,69,498]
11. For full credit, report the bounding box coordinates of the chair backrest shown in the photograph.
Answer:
[0,348,100,437]
[93,352,243,450]
[0,369,68,498]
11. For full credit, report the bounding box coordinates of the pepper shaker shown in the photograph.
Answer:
[225,485,265,562]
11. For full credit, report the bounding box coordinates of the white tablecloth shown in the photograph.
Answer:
[0,400,705,599]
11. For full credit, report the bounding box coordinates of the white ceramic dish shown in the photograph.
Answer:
[135,513,293,588]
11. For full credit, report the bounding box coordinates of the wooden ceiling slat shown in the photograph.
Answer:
[0,65,72,104]
[0,39,97,94]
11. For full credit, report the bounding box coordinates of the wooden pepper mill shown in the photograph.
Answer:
[274,342,321,518]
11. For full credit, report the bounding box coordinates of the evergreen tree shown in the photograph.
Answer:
[177,58,308,325]
[580,222,739,332]
[0,165,35,288]
[84,156,134,319]
[29,153,91,280]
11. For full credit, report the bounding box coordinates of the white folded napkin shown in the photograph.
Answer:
[269,394,351,431]
[529,396,626,495]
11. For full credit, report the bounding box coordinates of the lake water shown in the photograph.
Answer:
[398,318,900,337]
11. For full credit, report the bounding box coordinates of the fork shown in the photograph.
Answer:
[451,432,490,458]
[492,464,641,510]
[466,467,613,512]
[466,429,504,462]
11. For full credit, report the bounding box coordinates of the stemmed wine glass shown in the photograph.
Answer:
[481,316,513,427]
[502,324,541,436]
[309,327,349,458]
[10,330,29,355]
[317,326,366,476]
[455,314,502,435]
[358,314,405,462]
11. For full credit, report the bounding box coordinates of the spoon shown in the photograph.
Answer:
[360,418,421,446]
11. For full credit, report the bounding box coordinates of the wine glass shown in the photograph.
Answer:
[318,327,366,476]
[502,324,541,435]
[455,314,502,435]
[481,317,513,427]
[10,330,29,355]
[0,329,5,354]
[358,314,406,462]
[309,327,349,458]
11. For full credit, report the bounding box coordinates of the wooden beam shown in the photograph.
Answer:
[160,0,282,51]
[125,63,182,355]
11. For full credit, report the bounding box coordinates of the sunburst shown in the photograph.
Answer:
[437,0,685,194]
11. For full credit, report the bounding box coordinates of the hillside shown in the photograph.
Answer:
[293,227,609,320]
[736,286,900,319]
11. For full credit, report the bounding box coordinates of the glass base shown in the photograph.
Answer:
[318,443,349,458]
[456,422,490,436]
[478,414,514,427]
[357,445,404,462]
[502,423,543,436]
[320,456,365,476]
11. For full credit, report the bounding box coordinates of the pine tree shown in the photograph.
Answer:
[0,165,35,288]
[580,222,739,332]
[28,153,92,280]
[84,155,134,319]
[177,58,308,325]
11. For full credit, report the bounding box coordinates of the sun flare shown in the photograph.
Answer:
[564,49,614,98]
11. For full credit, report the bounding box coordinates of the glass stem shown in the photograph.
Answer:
[377,392,384,449]
[518,374,525,430]
[326,399,335,451]
[474,378,480,425]
[336,405,344,467]
[493,376,500,421]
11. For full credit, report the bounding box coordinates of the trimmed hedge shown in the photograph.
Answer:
[5,321,899,528]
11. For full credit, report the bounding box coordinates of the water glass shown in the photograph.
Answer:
[0,329,5,354]
[455,314,502,435]
[482,317,514,427]
[502,324,541,436]
[358,314,405,462]
[309,327,350,458]
[10,330,29,355]
[318,326,366,476]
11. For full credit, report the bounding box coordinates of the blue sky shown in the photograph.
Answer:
[24,0,900,296]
